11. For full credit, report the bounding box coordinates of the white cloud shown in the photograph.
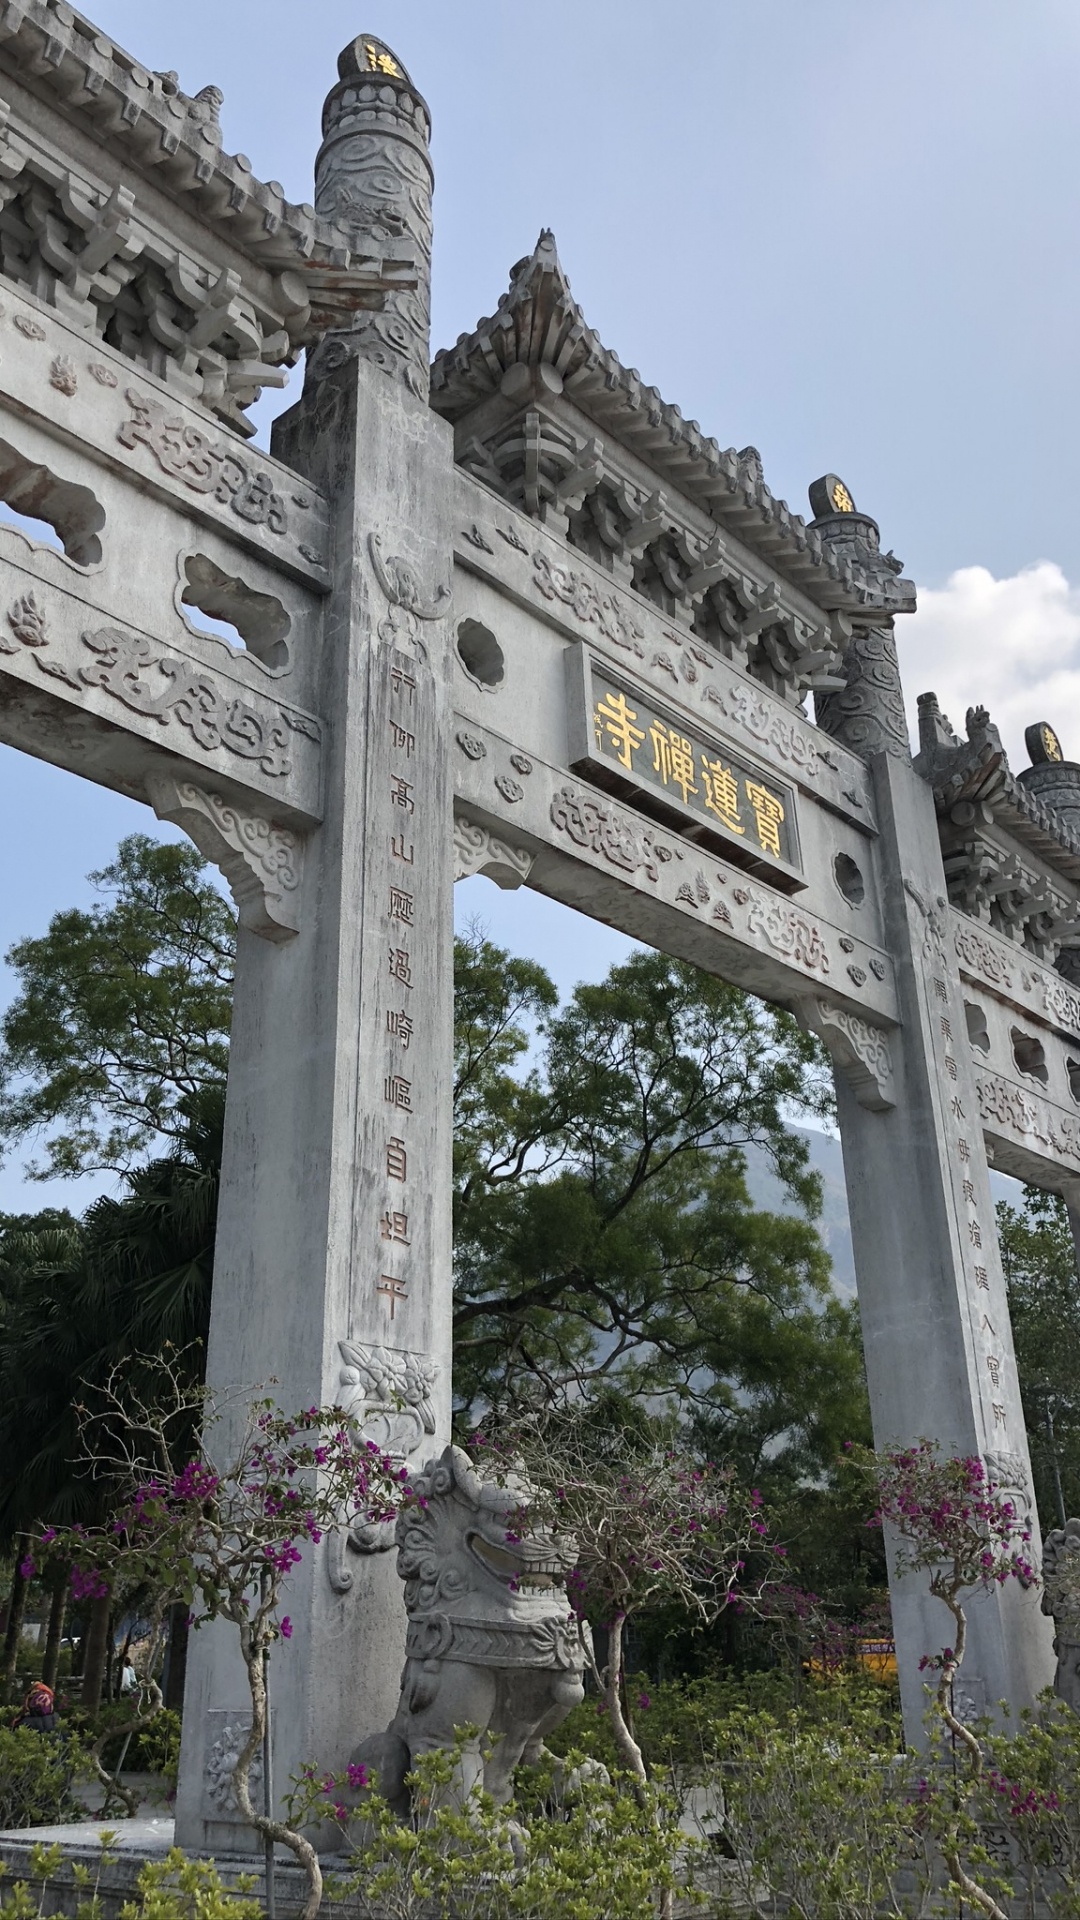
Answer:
[901,562,1080,770]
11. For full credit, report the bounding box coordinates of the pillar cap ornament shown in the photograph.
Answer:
[320,34,431,155]
[311,33,433,397]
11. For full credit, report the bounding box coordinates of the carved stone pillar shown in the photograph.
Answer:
[311,35,433,400]
[806,488,1052,1728]
[831,751,1053,1731]
[174,40,455,1851]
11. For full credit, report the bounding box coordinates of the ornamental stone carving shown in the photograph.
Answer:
[815,626,910,761]
[328,1341,437,1580]
[954,921,1014,988]
[1041,1519,1080,1712]
[531,551,645,657]
[701,680,823,777]
[79,626,297,776]
[1042,971,1080,1038]
[453,813,533,890]
[118,390,289,533]
[369,532,450,649]
[741,885,830,976]
[146,776,303,943]
[313,38,433,400]
[798,997,895,1111]
[204,1719,264,1816]
[349,1446,587,1817]
[549,786,673,883]
[5,591,47,648]
[976,1073,1080,1166]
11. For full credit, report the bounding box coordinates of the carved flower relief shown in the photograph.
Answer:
[49,355,77,396]
[5,591,48,648]
[456,730,487,760]
[13,312,45,340]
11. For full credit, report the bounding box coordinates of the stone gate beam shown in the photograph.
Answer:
[818,621,1054,1731]
[173,39,455,1851]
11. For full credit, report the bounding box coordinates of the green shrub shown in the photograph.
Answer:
[0,1728,82,1830]
[0,1842,261,1920]
[550,1668,903,1783]
[335,1745,695,1920]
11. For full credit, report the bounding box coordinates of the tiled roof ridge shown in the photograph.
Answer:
[431,231,917,619]
[917,694,1080,873]
[0,0,374,287]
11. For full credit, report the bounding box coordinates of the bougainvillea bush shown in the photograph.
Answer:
[22,1378,409,1920]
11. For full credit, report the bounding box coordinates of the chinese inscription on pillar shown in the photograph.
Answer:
[379,650,420,1323]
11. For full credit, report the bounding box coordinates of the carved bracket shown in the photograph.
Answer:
[453,811,533,889]
[797,995,896,1112]
[146,774,303,943]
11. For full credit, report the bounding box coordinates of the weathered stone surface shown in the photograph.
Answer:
[173,347,456,1852]
[0,4,1068,1809]
[351,1446,586,1816]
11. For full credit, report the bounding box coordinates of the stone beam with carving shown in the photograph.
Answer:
[796,995,896,1112]
[147,774,303,942]
[453,810,534,889]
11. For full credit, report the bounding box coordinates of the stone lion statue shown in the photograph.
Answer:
[350,1443,588,1814]
[1042,1516,1080,1711]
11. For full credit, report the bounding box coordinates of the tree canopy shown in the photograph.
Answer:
[451,929,862,1476]
[0,835,233,1179]
[0,837,876,1631]
[998,1187,1080,1528]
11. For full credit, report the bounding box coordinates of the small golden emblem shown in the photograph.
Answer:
[365,43,402,77]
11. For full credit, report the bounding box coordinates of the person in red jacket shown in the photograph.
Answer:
[12,1681,59,1733]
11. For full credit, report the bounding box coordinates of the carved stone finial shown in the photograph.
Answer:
[312,34,433,400]
[807,477,912,762]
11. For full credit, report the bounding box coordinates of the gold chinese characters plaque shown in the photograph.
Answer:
[579,669,800,873]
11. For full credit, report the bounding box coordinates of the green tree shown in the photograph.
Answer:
[0,835,233,1179]
[451,931,856,1469]
[0,1094,219,1704]
[998,1186,1080,1527]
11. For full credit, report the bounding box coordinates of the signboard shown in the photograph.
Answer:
[566,647,802,887]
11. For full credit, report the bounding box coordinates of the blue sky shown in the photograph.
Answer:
[3,1,1080,1209]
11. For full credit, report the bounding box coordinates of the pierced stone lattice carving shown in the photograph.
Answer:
[147,776,303,942]
[453,813,533,890]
